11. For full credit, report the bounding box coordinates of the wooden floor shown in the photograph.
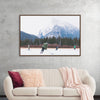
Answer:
[0,97,100,100]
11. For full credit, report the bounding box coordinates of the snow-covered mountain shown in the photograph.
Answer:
[38,32,44,39]
[38,24,80,39]
[21,31,38,41]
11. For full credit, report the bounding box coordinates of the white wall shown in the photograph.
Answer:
[0,0,100,95]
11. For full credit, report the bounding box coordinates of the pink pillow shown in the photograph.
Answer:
[20,69,45,87]
[8,71,23,88]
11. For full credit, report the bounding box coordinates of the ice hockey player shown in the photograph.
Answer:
[74,45,76,50]
[56,46,58,50]
[28,44,30,50]
[40,42,48,54]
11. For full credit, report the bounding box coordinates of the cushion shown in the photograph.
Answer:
[13,87,37,96]
[8,71,23,88]
[38,87,63,96]
[63,88,80,97]
[20,69,45,87]
[41,69,64,87]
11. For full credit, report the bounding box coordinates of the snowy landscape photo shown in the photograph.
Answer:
[19,15,81,56]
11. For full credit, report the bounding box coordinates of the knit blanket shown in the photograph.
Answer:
[59,67,94,100]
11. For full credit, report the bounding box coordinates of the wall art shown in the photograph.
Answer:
[19,15,81,56]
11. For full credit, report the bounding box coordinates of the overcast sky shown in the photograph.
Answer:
[21,16,80,36]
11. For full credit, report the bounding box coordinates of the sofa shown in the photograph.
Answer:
[4,69,96,100]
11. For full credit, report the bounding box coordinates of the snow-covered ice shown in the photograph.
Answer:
[20,48,80,55]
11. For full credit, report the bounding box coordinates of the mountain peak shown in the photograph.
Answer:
[37,24,79,39]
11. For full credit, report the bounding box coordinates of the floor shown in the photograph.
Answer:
[0,97,99,100]
[0,98,6,100]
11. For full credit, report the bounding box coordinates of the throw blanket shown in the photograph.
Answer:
[59,67,94,100]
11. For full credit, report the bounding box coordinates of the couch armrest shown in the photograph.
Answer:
[83,75,96,95]
[4,76,14,100]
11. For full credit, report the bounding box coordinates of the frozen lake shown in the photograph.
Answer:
[20,48,80,55]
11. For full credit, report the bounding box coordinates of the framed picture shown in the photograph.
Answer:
[19,14,81,56]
